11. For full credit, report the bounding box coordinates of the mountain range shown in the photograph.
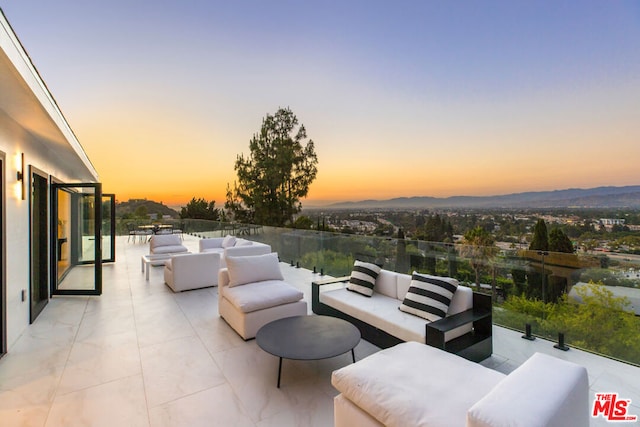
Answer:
[326,186,640,210]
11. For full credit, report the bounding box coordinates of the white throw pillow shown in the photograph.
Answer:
[347,260,381,297]
[399,272,458,321]
[222,235,237,248]
[226,252,284,287]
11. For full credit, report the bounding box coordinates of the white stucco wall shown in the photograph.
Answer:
[1,113,37,348]
[1,107,102,349]
[1,10,100,350]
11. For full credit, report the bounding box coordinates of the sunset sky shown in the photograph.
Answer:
[3,1,639,207]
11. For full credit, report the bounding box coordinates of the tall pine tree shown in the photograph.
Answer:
[529,219,549,251]
[549,228,574,253]
[226,108,318,226]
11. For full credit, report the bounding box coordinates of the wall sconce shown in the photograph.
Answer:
[16,152,25,200]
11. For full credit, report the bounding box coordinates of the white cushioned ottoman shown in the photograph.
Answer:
[332,342,505,427]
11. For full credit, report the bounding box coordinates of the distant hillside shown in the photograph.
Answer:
[116,199,180,219]
[327,186,640,210]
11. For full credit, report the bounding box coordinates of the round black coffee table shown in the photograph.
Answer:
[256,315,361,388]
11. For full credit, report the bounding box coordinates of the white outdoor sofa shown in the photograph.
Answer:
[199,235,271,267]
[218,252,307,339]
[332,341,589,427]
[164,252,220,292]
[149,234,189,256]
[313,268,492,361]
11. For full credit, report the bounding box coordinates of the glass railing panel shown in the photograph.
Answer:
[114,218,640,365]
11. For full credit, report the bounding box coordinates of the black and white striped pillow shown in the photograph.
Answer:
[399,272,458,321]
[347,260,381,297]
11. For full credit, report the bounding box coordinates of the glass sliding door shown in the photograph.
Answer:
[102,194,116,262]
[30,167,49,323]
[51,183,102,296]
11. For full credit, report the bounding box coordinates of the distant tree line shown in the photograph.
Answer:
[180,197,220,220]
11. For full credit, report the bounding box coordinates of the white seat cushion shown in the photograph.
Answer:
[321,288,426,343]
[201,247,224,254]
[150,234,182,248]
[332,342,505,427]
[221,280,303,313]
[151,245,188,254]
[320,287,473,342]
[376,269,398,299]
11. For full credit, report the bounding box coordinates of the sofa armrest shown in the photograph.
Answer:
[467,352,589,427]
[312,276,350,314]
[427,306,491,335]
[313,276,350,286]
[218,267,230,290]
[426,292,492,362]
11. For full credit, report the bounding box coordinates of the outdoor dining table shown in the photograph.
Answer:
[138,224,173,234]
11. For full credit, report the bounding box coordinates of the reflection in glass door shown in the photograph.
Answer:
[51,183,102,296]
[56,188,71,282]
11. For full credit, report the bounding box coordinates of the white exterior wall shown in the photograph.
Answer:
[1,114,31,350]
[1,112,99,349]
[1,10,100,350]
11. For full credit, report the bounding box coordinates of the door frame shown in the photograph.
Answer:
[0,151,6,357]
[102,193,116,263]
[50,182,103,296]
[29,166,49,323]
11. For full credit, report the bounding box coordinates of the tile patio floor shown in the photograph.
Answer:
[0,235,638,426]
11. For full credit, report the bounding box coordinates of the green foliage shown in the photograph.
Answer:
[416,214,453,242]
[579,268,638,288]
[548,283,640,363]
[460,226,498,288]
[226,107,318,226]
[502,293,553,318]
[549,227,574,253]
[299,250,354,276]
[292,215,314,229]
[117,199,179,220]
[496,283,640,364]
[529,219,549,251]
[180,197,220,220]
[134,205,148,219]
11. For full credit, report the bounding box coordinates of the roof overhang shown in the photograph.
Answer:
[0,9,99,182]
